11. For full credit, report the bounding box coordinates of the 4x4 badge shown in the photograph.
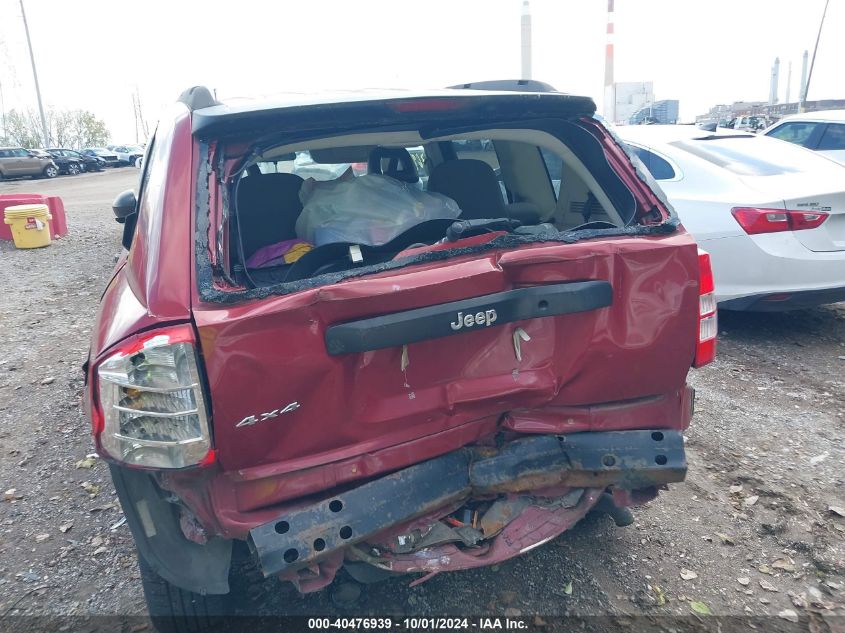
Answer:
[235,402,301,428]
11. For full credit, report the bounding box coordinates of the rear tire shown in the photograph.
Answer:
[139,554,231,633]
[43,165,58,178]
[68,162,80,175]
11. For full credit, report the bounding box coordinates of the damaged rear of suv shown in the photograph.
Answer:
[85,82,716,629]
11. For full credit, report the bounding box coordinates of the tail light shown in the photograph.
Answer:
[731,207,828,235]
[694,249,717,368]
[93,325,213,469]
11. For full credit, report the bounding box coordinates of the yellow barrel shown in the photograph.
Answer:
[3,204,53,249]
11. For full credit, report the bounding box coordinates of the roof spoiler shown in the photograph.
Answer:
[178,86,219,111]
[448,79,558,93]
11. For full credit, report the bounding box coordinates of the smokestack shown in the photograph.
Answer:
[785,61,792,104]
[769,57,780,105]
[603,0,615,123]
[799,50,809,102]
[521,1,532,80]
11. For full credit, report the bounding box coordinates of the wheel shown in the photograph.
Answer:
[68,162,80,175]
[43,165,58,178]
[139,554,231,633]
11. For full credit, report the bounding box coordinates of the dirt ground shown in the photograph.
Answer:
[1,169,843,628]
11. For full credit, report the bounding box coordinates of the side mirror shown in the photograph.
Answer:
[113,189,138,250]
[112,189,137,224]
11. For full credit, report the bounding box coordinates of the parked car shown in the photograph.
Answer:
[46,148,104,172]
[0,146,59,179]
[764,109,845,165]
[35,148,85,175]
[615,124,845,310]
[110,144,145,166]
[86,84,714,630]
[81,147,121,167]
[727,115,768,132]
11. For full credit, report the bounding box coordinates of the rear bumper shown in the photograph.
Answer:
[249,429,686,577]
[701,234,845,306]
[720,286,845,311]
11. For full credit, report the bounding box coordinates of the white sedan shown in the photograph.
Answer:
[764,110,845,165]
[614,125,845,310]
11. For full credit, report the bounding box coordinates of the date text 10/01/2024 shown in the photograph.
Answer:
[307,617,529,630]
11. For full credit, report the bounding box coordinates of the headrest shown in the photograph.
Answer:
[367,147,419,184]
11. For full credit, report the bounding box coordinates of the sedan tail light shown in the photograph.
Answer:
[731,207,828,235]
[693,249,717,368]
[92,325,214,469]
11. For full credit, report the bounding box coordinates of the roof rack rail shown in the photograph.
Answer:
[448,79,558,93]
[178,86,219,111]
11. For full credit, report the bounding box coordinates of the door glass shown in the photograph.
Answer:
[539,148,563,198]
[627,145,676,180]
[817,124,845,151]
[766,122,818,147]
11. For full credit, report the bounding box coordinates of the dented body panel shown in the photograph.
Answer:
[190,232,698,493]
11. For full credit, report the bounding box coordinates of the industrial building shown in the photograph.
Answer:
[629,100,680,125]
[612,82,654,125]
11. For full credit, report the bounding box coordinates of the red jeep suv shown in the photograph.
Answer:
[85,81,715,630]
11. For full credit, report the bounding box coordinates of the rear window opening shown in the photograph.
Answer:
[223,128,635,289]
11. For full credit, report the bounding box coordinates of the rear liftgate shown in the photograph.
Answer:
[249,280,687,577]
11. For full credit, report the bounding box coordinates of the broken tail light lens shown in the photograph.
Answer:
[694,249,717,368]
[95,325,212,469]
[731,207,828,235]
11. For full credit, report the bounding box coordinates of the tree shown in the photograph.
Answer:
[67,110,109,149]
[4,109,42,149]
[3,107,110,149]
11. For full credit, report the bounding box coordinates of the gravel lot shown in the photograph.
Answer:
[1,169,843,629]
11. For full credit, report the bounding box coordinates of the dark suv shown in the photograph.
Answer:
[0,147,59,179]
[86,82,715,631]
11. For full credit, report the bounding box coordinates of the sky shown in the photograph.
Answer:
[0,0,842,144]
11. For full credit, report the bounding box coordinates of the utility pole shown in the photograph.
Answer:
[132,93,139,144]
[137,90,149,139]
[802,0,829,113]
[131,87,149,142]
[19,0,50,146]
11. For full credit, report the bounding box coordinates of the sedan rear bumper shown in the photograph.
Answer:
[701,233,845,307]
[720,286,845,311]
[249,429,686,577]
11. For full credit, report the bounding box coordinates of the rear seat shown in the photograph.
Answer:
[236,172,304,258]
[428,159,540,223]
